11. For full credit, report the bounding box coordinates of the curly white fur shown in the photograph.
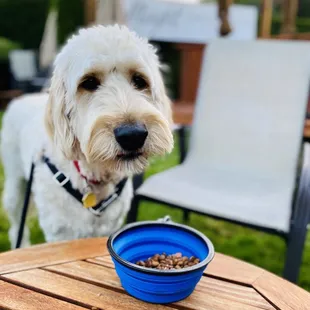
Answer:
[0,25,173,248]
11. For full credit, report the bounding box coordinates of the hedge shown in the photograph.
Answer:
[0,0,84,51]
[57,0,84,45]
[0,0,49,50]
[0,0,84,90]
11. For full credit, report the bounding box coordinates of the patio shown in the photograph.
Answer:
[0,2,309,309]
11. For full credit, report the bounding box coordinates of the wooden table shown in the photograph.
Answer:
[0,238,309,310]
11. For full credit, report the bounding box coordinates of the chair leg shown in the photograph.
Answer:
[283,220,308,283]
[126,173,144,224]
[126,196,141,224]
[133,173,144,191]
[183,210,190,223]
[178,126,187,164]
[283,144,310,283]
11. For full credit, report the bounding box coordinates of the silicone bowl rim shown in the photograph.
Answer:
[107,220,215,275]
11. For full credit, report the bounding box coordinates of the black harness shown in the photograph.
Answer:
[16,156,128,248]
[43,156,128,215]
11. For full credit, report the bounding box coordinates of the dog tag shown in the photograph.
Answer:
[82,192,97,208]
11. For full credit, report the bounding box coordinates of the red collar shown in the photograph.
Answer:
[73,161,101,185]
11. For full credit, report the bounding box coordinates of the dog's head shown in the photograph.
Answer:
[45,25,173,174]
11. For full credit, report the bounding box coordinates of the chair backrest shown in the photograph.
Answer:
[186,40,310,187]
[9,49,37,81]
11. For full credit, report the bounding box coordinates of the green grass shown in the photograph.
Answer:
[0,130,309,291]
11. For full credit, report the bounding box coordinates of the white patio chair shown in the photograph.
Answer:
[9,49,37,82]
[127,39,310,283]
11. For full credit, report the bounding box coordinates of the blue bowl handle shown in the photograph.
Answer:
[156,215,172,223]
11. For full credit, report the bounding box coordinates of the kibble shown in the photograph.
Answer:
[136,252,200,270]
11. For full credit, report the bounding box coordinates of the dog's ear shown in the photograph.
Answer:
[45,74,77,159]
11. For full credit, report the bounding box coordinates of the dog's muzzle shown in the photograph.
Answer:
[114,123,148,152]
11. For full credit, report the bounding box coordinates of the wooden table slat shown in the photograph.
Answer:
[206,253,265,285]
[2,269,173,310]
[86,256,115,269]
[0,280,86,310]
[88,253,265,286]
[253,271,310,310]
[45,261,121,291]
[45,261,275,310]
[0,238,108,275]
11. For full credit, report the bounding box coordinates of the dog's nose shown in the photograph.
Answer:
[114,123,148,151]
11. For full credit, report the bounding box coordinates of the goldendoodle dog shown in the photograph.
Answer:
[1,24,173,248]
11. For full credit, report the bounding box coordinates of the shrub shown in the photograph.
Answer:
[0,37,21,62]
[0,0,49,49]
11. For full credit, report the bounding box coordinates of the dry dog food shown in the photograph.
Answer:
[136,252,200,270]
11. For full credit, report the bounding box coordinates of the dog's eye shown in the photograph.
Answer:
[132,74,148,90]
[80,77,100,91]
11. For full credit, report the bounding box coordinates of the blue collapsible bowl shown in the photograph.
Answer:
[107,218,214,304]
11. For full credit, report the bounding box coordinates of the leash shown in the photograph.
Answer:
[16,162,35,249]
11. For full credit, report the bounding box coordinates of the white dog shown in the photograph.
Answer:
[1,25,173,248]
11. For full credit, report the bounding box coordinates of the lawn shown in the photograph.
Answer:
[0,122,309,291]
